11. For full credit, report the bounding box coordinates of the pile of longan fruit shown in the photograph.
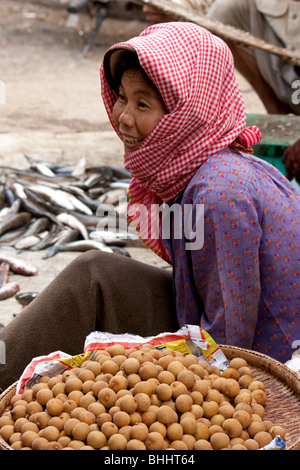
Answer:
[0,344,286,450]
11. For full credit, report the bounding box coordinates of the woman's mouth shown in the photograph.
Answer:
[122,135,143,151]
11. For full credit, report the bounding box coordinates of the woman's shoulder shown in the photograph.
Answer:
[182,148,255,202]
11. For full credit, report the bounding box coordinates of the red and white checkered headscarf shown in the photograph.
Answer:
[100,22,261,263]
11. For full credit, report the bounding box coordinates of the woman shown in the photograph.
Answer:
[0,22,299,390]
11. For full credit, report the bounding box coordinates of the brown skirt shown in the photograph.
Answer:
[0,251,178,391]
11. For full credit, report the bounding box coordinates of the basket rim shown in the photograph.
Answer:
[1,349,300,450]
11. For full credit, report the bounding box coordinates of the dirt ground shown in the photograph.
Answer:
[0,0,266,328]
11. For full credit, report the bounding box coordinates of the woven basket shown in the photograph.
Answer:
[1,346,300,450]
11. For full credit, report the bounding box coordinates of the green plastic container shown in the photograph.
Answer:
[246,114,300,191]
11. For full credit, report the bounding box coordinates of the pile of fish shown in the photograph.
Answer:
[0,155,143,302]
[0,155,143,256]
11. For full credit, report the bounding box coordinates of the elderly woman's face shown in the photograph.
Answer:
[112,68,167,153]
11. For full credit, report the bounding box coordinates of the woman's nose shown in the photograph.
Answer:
[118,107,135,127]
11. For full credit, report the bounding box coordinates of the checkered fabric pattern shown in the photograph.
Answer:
[100,22,261,262]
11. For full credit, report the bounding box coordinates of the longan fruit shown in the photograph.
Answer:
[141,410,157,427]
[157,370,176,386]
[156,406,178,425]
[98,388,117,408]
[222,368,240,381]
[31,437,49,450]
[169,440,189,450]
[127,373,141,389]
[121,357,140,375]
[188,364,207,379]
[166,422,183,441]
[77,368,95,383]
[238,366,253,377]
[248,380,265,392]
[254,431,272,448]
[88,402,106,418]
[68,440,85,449]
[139,362,159,380]
[108,375,128,393]
[101,360,119,376]
[46,398,64,417]
[86,430,107,449]
[238,375,253,389]
[118,395,137,414]
[206,388,222,404]
[251,390,267,406]
[192,380,209,397]
[202,401,219,419]
[113,411,131,428]
[0,415,14,427]
[269,425,286,440]
[67,390,84,405]
[106,344,126,357]
[156,383,172,402]
[145,431,165,450]
[35,388,54,406]
[21,389,34,403]
[9,432,21,446]
[21,430,39,447]
[108,433,127,450]
[78,410,96,425]
[72,422,90,441]
[170,381,189,399]
[177,369,195,389]
[194,439,213,450]
[133,393,151,413]
[126,439,146,450]
[101,422,118,439]
[47,376,63,389]
[175,394,193,413]
[83,361,101,376]
[229,358,248,370]
[210,414,225,427]
[149,421,167,437]
[251,403,265,419]
[130,422,149,441]
[64,377,83,394]
[81,380,95,394]
[210,432,230,450]
[233,410,252,429]
[219,404,235,419]
[129,411,142,425]
[222,418,243,438]
[194,422,210,441]
[0,424,15,442]
[180,417,197,435]
[221,379,240,398]
[10,405,27,421]
[247,421,266,438]
[157,354,175,369]
[234,390,252,406]
[51,382,66,397]
[20,422,39,434]
[46,441,63,450]
[64,418,80,436]
[133,381,153,396]
[244,438,260,450]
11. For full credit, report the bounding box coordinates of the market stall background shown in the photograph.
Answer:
[0,0,267,327]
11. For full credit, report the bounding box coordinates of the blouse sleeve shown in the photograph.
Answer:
[189,187,262,349]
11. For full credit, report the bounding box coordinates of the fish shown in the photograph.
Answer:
[15,291,39,306]
[0,262,10,288]
[20,216,50,239]
[15,235,42,251]
[44,239,115,258]
[0,282,20,301]
[29,223,61,251]
[0,254,38,276]
[0,212,32,236]
[56,212,89,240]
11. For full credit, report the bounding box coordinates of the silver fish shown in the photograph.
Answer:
[56,212,89,240]
[0,254,38,276]
[15,235,41,251]
[0,282,20,300]
[0,262,9,288]
[44,239,114,258]
[0,212,32,236]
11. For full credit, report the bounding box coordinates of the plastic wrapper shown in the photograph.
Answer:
[16,324,228,394]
